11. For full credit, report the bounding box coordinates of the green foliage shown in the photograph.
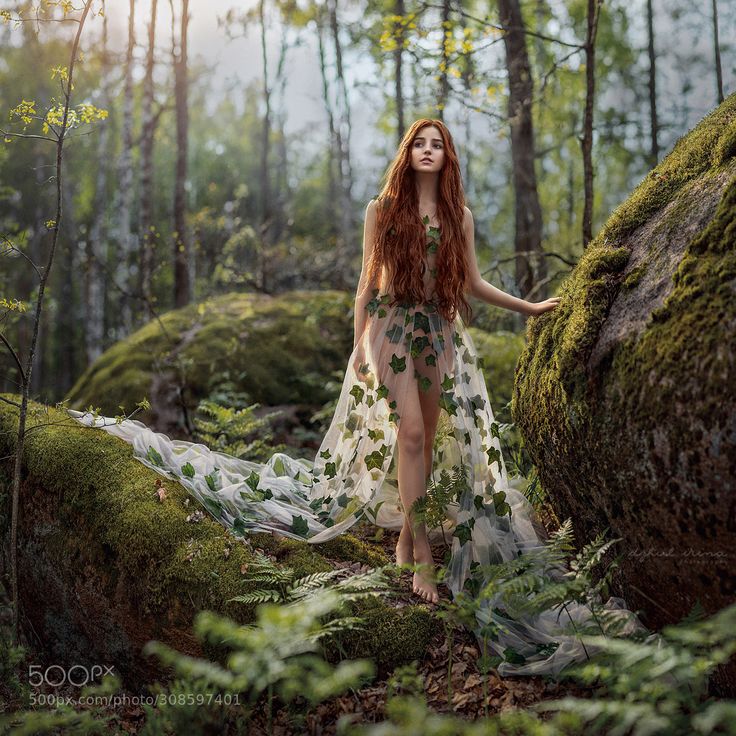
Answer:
[229,550,396,607]
[139,589,376,734]
[192,395,289,462]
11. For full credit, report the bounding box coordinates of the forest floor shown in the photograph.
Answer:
[0,513,594,735]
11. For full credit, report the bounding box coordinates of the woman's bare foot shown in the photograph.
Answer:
[411,537,439,604]
[395,523,414,566]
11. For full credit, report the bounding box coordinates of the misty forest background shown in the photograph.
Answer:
[0,0,733,405]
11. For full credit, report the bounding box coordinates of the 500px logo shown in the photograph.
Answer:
[28,664,116,688]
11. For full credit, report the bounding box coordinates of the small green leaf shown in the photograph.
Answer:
[390,353,406,373]
[291,515,309,537]
[453,522,472,545]
[147,446,164,467]
[349,384,365,403]
[180,462,195,478]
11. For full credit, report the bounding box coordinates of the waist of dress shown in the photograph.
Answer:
[368,291,440,309]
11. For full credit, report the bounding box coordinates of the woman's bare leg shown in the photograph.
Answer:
[394,340,444,603]
[395,386,440,603]
[395,444,434,565]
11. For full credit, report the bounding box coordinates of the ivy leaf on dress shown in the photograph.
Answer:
[411,335,430,357]
[290,515,309,537]
[454,522,473,545]
[486,446,502,466]
[418,376,433,393]
[147,445,164,467]
[413,311,430,334]
[386,324,403,343]
[389,353,406,373]
[439,392,459,416]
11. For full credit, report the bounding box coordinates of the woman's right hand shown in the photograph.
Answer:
[525,297,561,316]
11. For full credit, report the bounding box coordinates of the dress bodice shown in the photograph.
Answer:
[378,224,441,302]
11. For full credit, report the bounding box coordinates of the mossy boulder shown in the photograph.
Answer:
[65,289,525,439]
[0,397,440,691]
[64,290,356,437]
[513,94,736,691]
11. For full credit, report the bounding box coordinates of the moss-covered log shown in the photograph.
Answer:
[512,94,736,691]
[0,398,439,691]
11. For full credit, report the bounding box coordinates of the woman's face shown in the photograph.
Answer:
[410,125,445,173]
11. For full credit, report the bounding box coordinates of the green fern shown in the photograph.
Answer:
[192,397,289,462]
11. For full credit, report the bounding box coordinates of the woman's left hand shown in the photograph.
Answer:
[525,297,561,316]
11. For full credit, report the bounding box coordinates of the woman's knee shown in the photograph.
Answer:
[398,419,424,454]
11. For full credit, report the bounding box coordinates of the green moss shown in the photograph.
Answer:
[513,94,736,508]
[622,263,647,290]
[0,397,437,679]
[324,596,441,674]
[64,290,355,419]
[601,93,736,242]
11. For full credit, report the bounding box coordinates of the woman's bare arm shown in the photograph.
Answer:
[462,206,560,317]
[353,200,378,348]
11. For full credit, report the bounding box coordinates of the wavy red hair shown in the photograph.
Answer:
[364,118,472,324]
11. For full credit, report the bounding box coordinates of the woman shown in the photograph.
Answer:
[351,118,559,603]
[70,119,650,677]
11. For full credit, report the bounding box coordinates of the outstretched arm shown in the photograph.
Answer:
[462,206,560,317]
[353,199,378,348]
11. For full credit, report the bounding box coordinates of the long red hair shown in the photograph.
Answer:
[364,118,472,324]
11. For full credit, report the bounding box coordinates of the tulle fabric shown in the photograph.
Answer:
[67,228,654,676]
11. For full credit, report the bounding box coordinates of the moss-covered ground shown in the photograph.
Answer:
[0,396,440,688]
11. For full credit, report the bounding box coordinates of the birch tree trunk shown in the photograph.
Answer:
[394,0,405,145]
[257,0,272,292]
[140,0,158,318]
[114,0,136,334]
[328,0,355,289]
[712,0,724,104]
[172,0,191,308]
[86,12,111,364]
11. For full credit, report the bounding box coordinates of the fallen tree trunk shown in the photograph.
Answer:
[0,398,438,692]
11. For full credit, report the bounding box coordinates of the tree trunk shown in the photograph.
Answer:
[140,0,159,318]
[395,0,405,146]
[115,0,136,334]
[581,0,601,248]
[316,12,339,243]
[712,0,724,104]
[497,0,546,300]
[257,0,272,292]
[172,0,191,308]
[646,0,659,168]
[437,0,451,120]
[328,0,355,289]
[86,12,111,364]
